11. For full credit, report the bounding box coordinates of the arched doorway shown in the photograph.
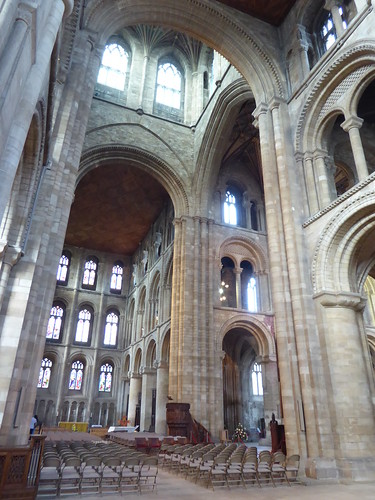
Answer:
[222,327,279,442]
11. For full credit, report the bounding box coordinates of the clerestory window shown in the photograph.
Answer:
[103,310,119,347]
[97,43,128,90]
[75,307,93,344]
[224,189,238,225]
[82,256,98,290]
[46,302,65,342]
[155,62,181,109]
[110,262,123,293]
[56,251,71,285]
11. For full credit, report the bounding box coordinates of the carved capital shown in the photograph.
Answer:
[341,115,364,132]
[314,291,367,311]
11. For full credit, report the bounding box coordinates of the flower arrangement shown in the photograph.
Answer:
[232,422,248,442]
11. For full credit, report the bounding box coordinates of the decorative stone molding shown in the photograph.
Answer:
[295,41,375,152]
[79,144,189,216]
[84,0,285,99]
[311,189,375,293]
[314,290,367,311]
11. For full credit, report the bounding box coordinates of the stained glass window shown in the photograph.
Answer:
[37,357,52,388]
[57,252,70,285]
[69,360,84,390]
[75,308,92,343]
[46,303,64,341]
[156,62,181,109]
[110,262,123,293]
[82,257,98,289]
[224,190,237,225]
[103,311,119,346]
[97,43,128,90]
[98,363,113,392]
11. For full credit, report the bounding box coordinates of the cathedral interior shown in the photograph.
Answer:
[1,0,375,483]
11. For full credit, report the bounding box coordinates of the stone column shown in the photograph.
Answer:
[0,0,66,224]
[155,360,169,435]
[234,267,242,309]
[137,54,150,113]
[296,25,311,79]
[0,245,21,311]
[341,116,368,182]
[313,149,334,208]
[325,0,345,36]
[139,367,156,432]
[127,372,142,426]
[261,359,280,445]
[302,152,319,214]
[314,292,375,478]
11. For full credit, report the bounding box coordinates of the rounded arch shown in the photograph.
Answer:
[312,193,375,294]
[145,338,157,368]
[219,236,268,272]
[296,41,375,153]
[218,314,276,361]
[83,0,285,103]
[194,80,254,214]
[133,347,143,373]
[160,328,170,364]
[79,145,189,218]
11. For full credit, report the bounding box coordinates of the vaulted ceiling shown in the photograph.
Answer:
[216,0,297,26]
[65,0,298,256]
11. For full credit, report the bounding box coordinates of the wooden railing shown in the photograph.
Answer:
[0,435,45,499]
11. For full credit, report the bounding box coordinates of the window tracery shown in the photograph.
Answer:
[69,360,84,391]
[82,257,98,289]
[103,311,119,346]
[97,43,128,90]
[37,357,52,389]
[57,251,71,285]
[252,362,263,396]
[110,262,123,293]
[75,307,93,344]
[46,303,65,341]
[98,363,113,392]
[156,61,182,109]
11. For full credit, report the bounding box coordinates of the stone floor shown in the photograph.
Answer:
[37,430,375,499]
[38,469,375,500]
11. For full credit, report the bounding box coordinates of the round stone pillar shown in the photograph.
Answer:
[127,373,142,426]
[155,361,169,435]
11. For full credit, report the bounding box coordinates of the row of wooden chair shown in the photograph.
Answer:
[38,440,158,496]
[158,442,300,490]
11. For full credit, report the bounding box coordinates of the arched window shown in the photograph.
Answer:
[103,310,119,346]
[46,302,65,341]
[320,11,336,51]
[224,189,239,226]
[69,360,84,391]
[247,277,257,313]
[241,261,258,312]
[220,257,236,308]
[155,62,181,109]
[37,357,52,388]
[98,363,113,392]
[110,261,123,293]
[82,256,98,290]
[56,251,71,285]
[75,307,93,344]
[252,362,263,396]
[97,43,128,90]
